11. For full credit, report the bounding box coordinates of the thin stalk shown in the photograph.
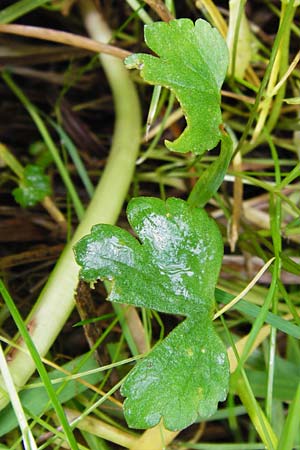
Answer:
[279,161,300,189]
[235,257,279,370]
[49,119,95,199]
[221,256,281,447]
[0,23,131,59]
[265,133,282,422]
[253,3,294,140]
[235,372,278,450]
[126,0,153,24]
[2,71,85,220]
[0,7,141,411]
[143,0,174,21]
[277,383,300,450]
[64,408,139,448]
[196,0,228,37]
[228,0,247,80]
[145,85,162,139]
[0,342,37,450]
[223,318,278,449]
[0,280,79,450]
[235,0,296,153]
[251,12,284,141]
[0,142,24,178]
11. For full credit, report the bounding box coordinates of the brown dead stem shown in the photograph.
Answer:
[0,24,131,60]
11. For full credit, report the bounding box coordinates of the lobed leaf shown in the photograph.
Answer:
[125,19,229,155]
[122,317,229,430]
[75,197,223,316]
[74,197,229,430]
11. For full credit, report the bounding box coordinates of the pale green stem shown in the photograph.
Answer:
[126,0,153,24]
[0,142,24,179]
[64,408,139,448]
[0,343,37,450]
[0,4,141,410]
[235,372,278,450]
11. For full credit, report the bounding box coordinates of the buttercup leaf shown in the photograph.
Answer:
[74,197,223,316]
[122,317,229,431]
[13,164,51,207]
[125,19,229,155]
[74,197,229,430]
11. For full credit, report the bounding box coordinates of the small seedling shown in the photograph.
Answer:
[13,164,51,207]
[74,18,231,431]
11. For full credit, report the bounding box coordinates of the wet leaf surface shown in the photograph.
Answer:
[74,197,229,430]
[13,164,51,207]
[125,19,229,155]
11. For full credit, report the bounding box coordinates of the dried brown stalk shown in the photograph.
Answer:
[0,24,131,60]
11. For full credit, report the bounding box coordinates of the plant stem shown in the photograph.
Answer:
[0,341,37,450]
[0,5,141,411]
[0,280,79,450]
[235,372,278,450]
[0,142,24,178]
[235,0,296,153]
[0,23,131,59]
[64,408,139,448]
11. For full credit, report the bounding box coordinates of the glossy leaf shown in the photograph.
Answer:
[122,317,228,430]
[74,197,229,430]
[75,197,222,316]
[188,132,233,208]
[12,164,51,207]
[125,19,229,155]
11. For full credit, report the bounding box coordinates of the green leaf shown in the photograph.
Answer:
[75,197,223,316]
[74,197,229,430]
[122,317,228,430]
[188,133,233,208]
[125,19,229,155]
[12,164,51,207]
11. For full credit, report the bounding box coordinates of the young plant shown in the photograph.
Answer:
[12,164,51,208]
[0,143,51,207]
[0,3,141,414]
[74,18,232,431]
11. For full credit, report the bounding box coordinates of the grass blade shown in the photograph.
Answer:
[49,119,95,198]
[215,288,300,339]
[277,382,300,450]
[0,0,50,24]
[0,343,37,450]
[2,71,85,220]
[0,279,79,450]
